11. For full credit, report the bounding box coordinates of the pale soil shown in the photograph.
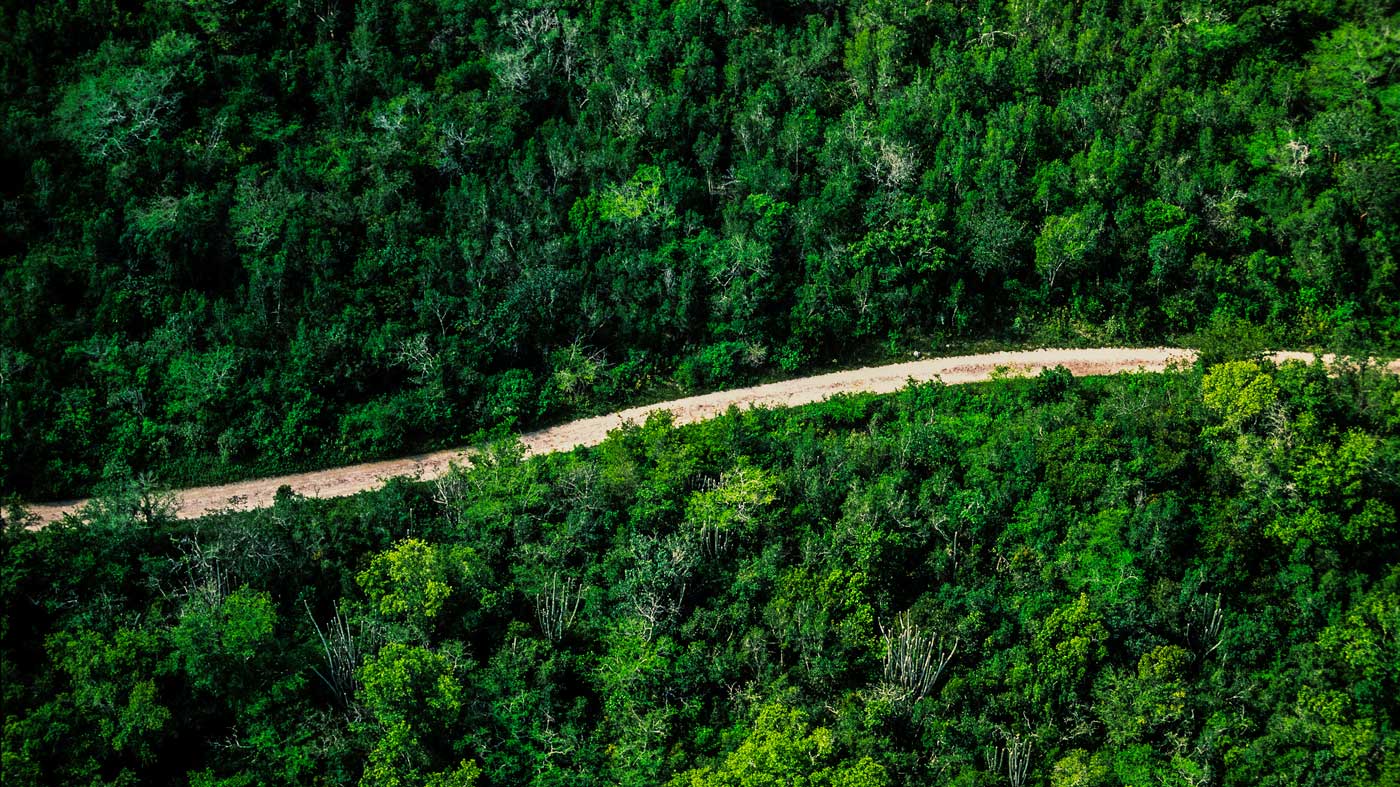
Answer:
[22,347,1397,528]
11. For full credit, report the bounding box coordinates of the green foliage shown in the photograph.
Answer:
[424,760,483,787]
[685,463,777,544]
[171,586,277,693]
[1202,360,1280,431]
[357,538,477,633]
[5,340,1400,782]
[44,624,174,768]
[1281,569,1400,785]
[669,704,889,787]
[357,643,467,787]
[7,1,1400,500]
[1033,593,1109,714]
[1036,205,1106,291]
[1050,748,1113,787]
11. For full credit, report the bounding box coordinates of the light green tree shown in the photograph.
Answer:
[1035,204,1105,290]
[171,585,277,693]
[356,643,471,787]
[1202,361,1279,432]
[669,703,888,787]
[357,539,478,635]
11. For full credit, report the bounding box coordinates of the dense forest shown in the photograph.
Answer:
[4,0,1400,498]
[4,360,1399,786]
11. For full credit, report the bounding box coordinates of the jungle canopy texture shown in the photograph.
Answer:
[3,0,1400,497]
[4,362,1400,786]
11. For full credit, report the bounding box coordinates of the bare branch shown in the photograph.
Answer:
[533,572,585,642]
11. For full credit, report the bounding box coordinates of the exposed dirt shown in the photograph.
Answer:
[23,347,1395,528]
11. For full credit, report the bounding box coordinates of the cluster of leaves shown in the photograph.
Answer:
[4,1,1400,498]
[4,360,1398,786]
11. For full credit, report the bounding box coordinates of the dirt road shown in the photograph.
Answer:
[22,347,1393,527]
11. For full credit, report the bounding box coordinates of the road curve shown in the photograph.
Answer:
[21,347,1394,528]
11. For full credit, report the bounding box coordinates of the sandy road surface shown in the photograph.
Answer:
[22,347,1396,527]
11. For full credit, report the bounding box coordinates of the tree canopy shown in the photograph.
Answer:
[4,1,1399,498]
[4,361,1399,785]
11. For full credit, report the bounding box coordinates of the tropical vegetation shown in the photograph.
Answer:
[4,360,1399,786]
[4,0,1399,497]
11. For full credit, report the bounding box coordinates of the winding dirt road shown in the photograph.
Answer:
[23,347,1395,527]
